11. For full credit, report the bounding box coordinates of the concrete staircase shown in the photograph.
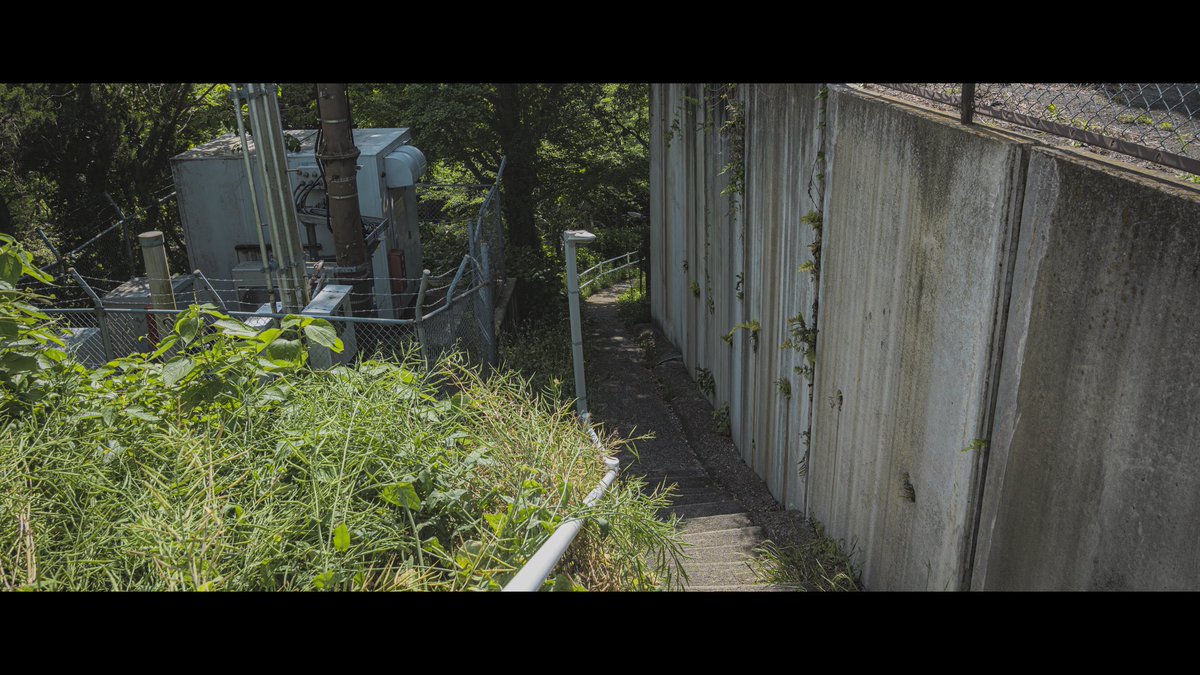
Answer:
[583,283,795,592]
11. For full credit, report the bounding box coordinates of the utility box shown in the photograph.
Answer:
[301,284,357,368]
[101,275,197,353]
[170,128,427,317]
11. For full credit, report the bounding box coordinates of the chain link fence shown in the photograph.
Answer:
[39,161,507,372]
[872,83,1200,178]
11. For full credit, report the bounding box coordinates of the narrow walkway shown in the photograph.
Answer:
[584,282,809,591]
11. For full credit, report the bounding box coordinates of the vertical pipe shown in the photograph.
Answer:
[258,83,309,307]
[564,229,595,418]
[316,83,373,317]
[230,85,276,308]
[246,83,294,311]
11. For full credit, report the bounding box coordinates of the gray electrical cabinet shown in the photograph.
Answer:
[170,129,426,317]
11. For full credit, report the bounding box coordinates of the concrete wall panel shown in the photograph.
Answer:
[974,149,1200,590]
[809,87,1027,590]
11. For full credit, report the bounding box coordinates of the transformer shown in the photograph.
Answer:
[169,128,427,317]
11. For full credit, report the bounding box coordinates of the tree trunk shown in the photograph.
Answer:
[493,84,539,251]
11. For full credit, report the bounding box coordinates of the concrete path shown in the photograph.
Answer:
[584,282,808,591]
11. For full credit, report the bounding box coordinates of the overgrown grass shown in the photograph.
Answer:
[0,347,684,591]
[749,520,860,592]
[500,313,575,404]
[0,237,683,590]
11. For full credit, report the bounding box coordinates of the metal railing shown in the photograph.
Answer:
[504,229,615,591]
[875,83,1200,177]
[579,250,642,292]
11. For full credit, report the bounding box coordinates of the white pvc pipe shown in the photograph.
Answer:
[502,455,619,592]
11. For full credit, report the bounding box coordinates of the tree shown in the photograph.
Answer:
[348,83,649,254]
[0,83,230,279]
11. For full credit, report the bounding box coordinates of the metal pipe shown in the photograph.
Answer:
[193,269,228,311]
[230,85,276,308]
[503,455,619,592]
[414,268,431,364]
[36,227,64,271]
[444,254,480,306]
[258,83,310,308]
[563,229,596,418]
[246,83,294,310]
[68,267,113,361]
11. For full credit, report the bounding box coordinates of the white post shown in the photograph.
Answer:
[563,229,596,418]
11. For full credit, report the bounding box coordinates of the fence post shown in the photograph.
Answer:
[414,269,431,365]
[69,267,113,362]
[479,241,497,372]
[563,229,596,418]
[961,83,976,125]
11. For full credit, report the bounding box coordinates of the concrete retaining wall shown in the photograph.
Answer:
[650,84,821,509]
[650,82,1200,590]
[809,87,1029,590]
[972,148,1200,590]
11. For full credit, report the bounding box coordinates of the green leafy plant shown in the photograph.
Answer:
[776,377,791,399]
[749,520,860,592]
[961,438,988,453]
[712,404,731,437]
[696,367,715,397]
[722,320,760,351]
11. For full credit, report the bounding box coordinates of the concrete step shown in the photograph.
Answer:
[678,512,756,534]
[686,542,760,560]
[628,468,712,483]
[687,584,798,592]
[666,490,737,506]
[681,526,767,548]
[663,500,746,519]
[683,560,759,587]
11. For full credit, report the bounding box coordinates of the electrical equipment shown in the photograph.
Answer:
[170,128,426,317]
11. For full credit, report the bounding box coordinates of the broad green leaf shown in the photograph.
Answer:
[303,320,343,352]
[483,512,505,535]
[215,319,259,338]
[150,334,179,359]
[125,407,161,422]
[262,338,303,366]
[0,318,17,339]
[312,570,337,590]
[333,523,350,552]
[13,302,49,321]
[254,328,283,352]
[175,313,202,344]
[162,356,196,387]
[381,482,421,510]
[0,251,20,286]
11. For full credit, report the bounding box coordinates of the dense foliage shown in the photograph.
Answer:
[0,247,683,591]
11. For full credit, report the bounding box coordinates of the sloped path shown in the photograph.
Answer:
[583,283,810,591]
